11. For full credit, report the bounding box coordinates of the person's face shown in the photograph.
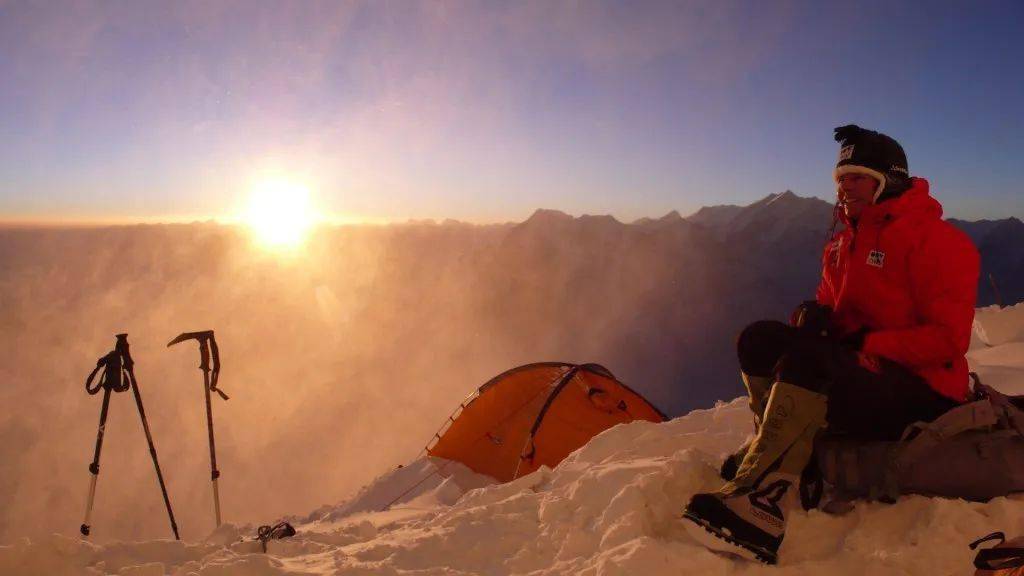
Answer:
[837,172,880,219]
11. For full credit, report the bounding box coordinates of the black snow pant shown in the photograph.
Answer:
[736,320,960,441]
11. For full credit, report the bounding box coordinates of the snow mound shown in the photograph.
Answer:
[300,457,496,524]
[4,307,1024,575]
[969,303,1024,395]
[974,302,1024,347]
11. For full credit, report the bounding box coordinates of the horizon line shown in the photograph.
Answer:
[0,190,811,228]
[1,191,1019,229]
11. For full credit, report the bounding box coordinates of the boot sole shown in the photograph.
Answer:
[681,511,776,565]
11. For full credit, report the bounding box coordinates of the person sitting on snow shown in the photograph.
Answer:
[681,124,981,565]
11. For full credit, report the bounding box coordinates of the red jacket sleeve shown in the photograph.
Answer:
[815,242,835,308]
[815,276,833,308]
[861,223,980,368]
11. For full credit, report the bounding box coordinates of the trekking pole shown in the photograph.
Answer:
[988,273,1005,308]
[80,334,180,540]
[120,334,180,540]
[168,330,227,527]
[81,347,129,536]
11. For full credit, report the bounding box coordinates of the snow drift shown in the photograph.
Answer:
[975,302,1024,347]
[3,305,1024,575]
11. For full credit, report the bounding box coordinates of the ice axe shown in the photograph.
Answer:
[80,334,180,540]
[167,330,228,527]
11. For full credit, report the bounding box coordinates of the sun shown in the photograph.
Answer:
[243,180,317,250]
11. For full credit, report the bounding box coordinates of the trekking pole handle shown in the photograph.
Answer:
[115,333,133,369]
[85,361,105,395]
[85,348,130,395]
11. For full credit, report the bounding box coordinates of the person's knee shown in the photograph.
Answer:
[736,320,792,377]
[774,339,833,393]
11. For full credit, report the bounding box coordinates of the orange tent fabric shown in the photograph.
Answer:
[427,363,667,482]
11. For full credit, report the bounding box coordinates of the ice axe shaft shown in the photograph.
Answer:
[203,357,222,527]
[168,330,226,527]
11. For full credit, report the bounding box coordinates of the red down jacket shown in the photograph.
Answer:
[816,177,980,401]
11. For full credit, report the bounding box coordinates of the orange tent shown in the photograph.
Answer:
[426,363,667,482]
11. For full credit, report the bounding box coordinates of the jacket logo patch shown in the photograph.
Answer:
[867,250,885,268]
[838,145,854,161]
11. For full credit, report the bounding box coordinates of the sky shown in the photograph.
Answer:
[1,0,1021,224]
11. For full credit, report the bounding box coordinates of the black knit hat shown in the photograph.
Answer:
[833,124,910,202]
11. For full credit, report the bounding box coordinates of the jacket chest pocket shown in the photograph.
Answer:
[864,238,908,283]
[856,239,913,310]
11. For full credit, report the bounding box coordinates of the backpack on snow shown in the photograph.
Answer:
[970,532,1024,576]
[816,374,1024,504]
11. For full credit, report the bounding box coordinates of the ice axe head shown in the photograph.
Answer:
[167,330,226,399]
[167,330,215,348]
[167,330,219,370]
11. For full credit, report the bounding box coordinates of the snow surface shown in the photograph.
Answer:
[4,307,1024,575]
[974,302,1024,347]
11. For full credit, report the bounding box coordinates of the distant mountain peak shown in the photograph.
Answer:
[988,216,1024,237]
[634,210,686,228]
[685,204,743,228]
[766,190,797,205]
[577,214,622,226]
[682,190,834,243]
[525,209,573,225]
[749,190,801,210]
[748,190,832,214]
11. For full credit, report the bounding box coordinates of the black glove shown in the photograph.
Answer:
[838,327,869,351]
[790,300,833,337]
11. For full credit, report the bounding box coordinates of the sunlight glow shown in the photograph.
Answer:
[244,180,317,250]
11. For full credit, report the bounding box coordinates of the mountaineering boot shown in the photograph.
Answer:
[683,381,827,564]
[719,372,772,481]
[684,470,797,564]
[721,447,824,511]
